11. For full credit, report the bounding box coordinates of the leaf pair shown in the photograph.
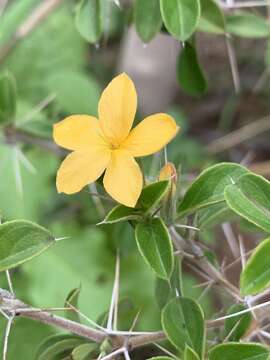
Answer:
[103,181,174,280]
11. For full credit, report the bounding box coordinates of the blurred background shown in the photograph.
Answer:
[0,0,270,358]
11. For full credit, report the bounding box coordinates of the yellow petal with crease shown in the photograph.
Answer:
[53,115,107,151]
[98,73,137,145]
[57,146,111,194]
[103,149,143,207]
[123,113,179,157]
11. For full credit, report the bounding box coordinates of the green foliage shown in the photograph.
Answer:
[209,343,269,360]
[162,297,205,357]
[225,173,270,233]
[224,304,252,341]
[0,220,55,271]
[102,181,170,224]
[134,0,162,43]
[0,70,17,124]
[198,0,225,34]
[135,217,174,280]
[178,163,249,217]
[71,343,97,360]
[226,12,270,38]
[35,334,87,359]
[177,42,207,96]
[65,287,81,323]
[75,0,102,44]
[160,0,201,41]
[184,345,200,360]
[46,70,101,115]
[240,237,270,295]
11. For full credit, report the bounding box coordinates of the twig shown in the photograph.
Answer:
[3,314,14,360]
[207,115,270,154]
[0,0,64,62]
[225,34,241,93]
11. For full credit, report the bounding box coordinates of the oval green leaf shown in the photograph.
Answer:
[177,43,207,96]
[178,163,249,217]
[209,343,269,360]
[198,0,225,34]
[134,0,162,42]
[224,304,252,341]
[135,217,173,280]
[241,237,270,295]
[226,12,270,38]
[224,173,270,233]
[0,220,55,271]
[161,297,205,357]
[72,343,97,360]
[160,0,201,41]
[75,0,102,44]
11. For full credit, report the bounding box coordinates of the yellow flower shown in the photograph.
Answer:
[53,73,179,207]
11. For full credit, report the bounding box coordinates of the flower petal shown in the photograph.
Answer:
[98,73,137,145]
[53,115,107,151]
[57,146,111,194]
[103,149,143,207]
[122,113,180,157]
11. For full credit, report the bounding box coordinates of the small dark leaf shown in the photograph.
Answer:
[102,205,142,224]
[138,180,170,213]
[177,43,208,96]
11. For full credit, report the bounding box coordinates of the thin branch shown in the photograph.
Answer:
[207,115,270,154]
[3,314,15,360]
[0,0,64,62]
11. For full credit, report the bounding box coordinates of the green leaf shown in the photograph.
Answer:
[65,287,81,323]
[177,43,207,96]
[134,0,162,42]
[184,345,200,360]
[224,173,270,233]
[198,0,225,34]
[198,202,235,230]
[226,12,270,38]
[0,71,17,124]
[0,220,55,272]
[135,217,174,280]
[138,180,170,213]
[35,334,85,359]
[162,297,205,356]
[178,163,249,217]
[224,304,252,341]
[102,205,142,224]
[102,181,170,224]
[240,237,270,295]
[72,343,97,360]
[46,70,101,115]
[75,0,102,43]
[209,343,269,360]
[160,0,201,41]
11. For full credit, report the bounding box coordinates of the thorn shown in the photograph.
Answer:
[6,271,14,295]
[107,252,120,331]
[54,236,70,242]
